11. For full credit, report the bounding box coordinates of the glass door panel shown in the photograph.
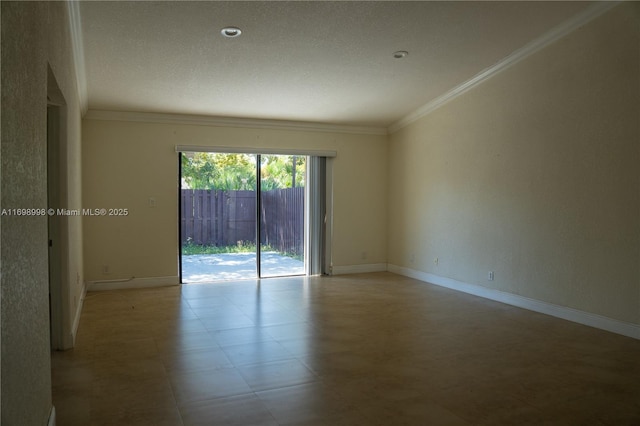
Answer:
[259,155,306,278]
[181,152,258,282]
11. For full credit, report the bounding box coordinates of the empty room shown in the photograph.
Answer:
[1,1,639,425]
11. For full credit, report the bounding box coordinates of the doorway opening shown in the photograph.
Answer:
[180,152,306,282]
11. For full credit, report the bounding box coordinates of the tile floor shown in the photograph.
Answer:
[52,272,640,425]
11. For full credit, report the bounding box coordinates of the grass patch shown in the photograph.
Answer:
[182,241,262,255]
[182,240,303,261]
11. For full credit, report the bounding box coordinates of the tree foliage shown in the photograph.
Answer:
[260,155,306,190]
[181,153,305,190]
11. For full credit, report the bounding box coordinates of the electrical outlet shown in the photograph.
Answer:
[488,271,494,281]
[434,257,439,265]
[102,265,110,275]
[409,253,415,263]
[361,251,367,260]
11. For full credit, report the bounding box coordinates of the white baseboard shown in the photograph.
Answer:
[387,264,640,340]
[48,406,56,426]
[331,263,388,275]
[87,276,179,291]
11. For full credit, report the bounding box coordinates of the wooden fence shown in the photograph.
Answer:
[181,188,304,256]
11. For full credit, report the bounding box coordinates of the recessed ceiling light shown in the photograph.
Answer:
[221,27,242,38]
[393,51,409,59]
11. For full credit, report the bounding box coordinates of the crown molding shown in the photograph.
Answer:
[388,1,621,134]
[84,109,388,135]
[67,0,88,115]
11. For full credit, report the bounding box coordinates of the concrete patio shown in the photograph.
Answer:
[181,252,305,283]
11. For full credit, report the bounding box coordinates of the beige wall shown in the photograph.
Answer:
[388,3,639,325]
[1,1,84,424]
[82,120,387,282]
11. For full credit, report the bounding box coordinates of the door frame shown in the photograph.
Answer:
[47,66,72,350]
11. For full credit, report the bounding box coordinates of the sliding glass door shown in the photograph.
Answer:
[258,155,306,277]
[180,152,306,282]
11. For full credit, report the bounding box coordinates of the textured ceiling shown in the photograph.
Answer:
[80,1,592,128]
